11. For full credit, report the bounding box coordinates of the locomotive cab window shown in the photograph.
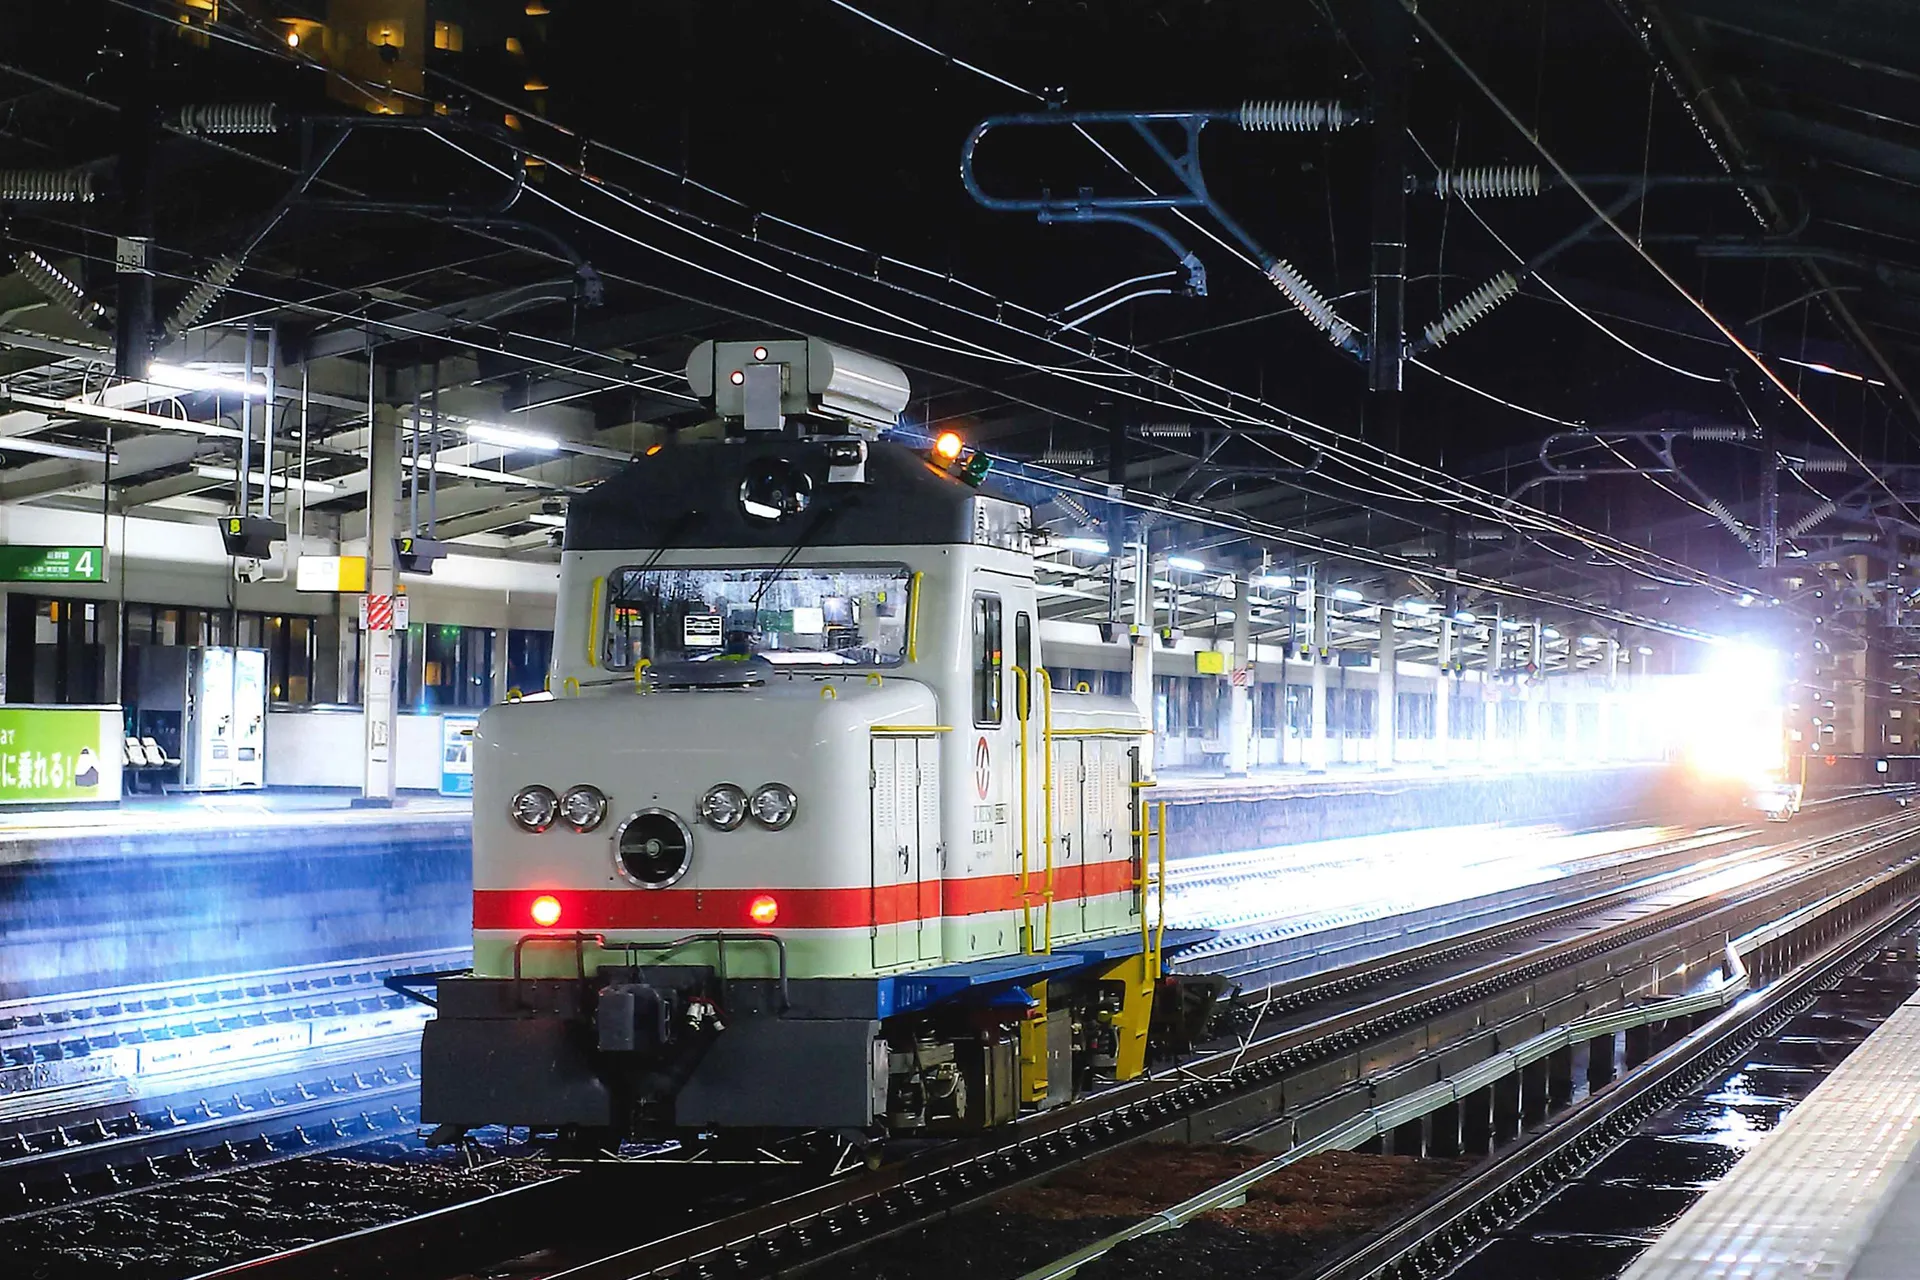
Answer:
[972,594,1003,725]
[602,564,912,669]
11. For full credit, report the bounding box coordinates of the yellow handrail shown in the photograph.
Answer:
[1037,665,1055,953]
[586,575,605,668]
[870,724,952,734]
[906,570,924,662]
[1014,665,1033,952]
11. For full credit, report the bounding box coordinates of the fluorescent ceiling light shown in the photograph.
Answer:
[466,422,560,451]
[1499,618,1524,631]
[0,436,115,463]
[1059,537,1110,555]
[1256,574,1293,589]
[527,512,567,528]
[1454,610,1477,624]
[194,464,335,495]
[0,390,242,439]
[402,457,558,489]
[1398,600,1432,616]
[1332,586,1364,603]
[1167,555,1207,572]
[1638,646,1654,655]
[1543,628,1561,640]
[147,362,268,399]
[1580,635,1602,646]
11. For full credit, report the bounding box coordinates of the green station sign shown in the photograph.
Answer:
[0,545,105,582]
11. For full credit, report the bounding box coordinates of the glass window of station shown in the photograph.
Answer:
[1,592,552,713]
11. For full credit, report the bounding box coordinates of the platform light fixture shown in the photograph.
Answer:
[466,422,560,452]
[1255,574,1293,590]
[0,436,116,463]
[1397,600,1432,616]
[1059,537,1110,555]
[1332,586,1365,603]
[1168,556,1207,573]
[402,457,558,489]
[194,464,336,495]
[1453,610,1477,624]
[1542,628,1561,640]
[146,361,269,399]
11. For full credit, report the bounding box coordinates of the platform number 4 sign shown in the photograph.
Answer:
[0,545,104,583]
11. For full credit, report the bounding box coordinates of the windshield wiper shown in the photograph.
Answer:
[751,499,846,607]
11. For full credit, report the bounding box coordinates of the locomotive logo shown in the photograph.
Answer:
[974,735,991,800]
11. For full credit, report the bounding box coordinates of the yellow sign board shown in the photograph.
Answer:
[295,554,369,593]
[1195,650,1228,675]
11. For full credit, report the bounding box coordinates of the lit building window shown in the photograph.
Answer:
[433,21,463,51]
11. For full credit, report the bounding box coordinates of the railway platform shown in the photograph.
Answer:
[1620,981,1920,1279]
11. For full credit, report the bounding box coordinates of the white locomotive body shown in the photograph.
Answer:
[422,341,1212,1142]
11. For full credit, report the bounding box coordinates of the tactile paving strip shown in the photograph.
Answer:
[1621,988,1920,1280]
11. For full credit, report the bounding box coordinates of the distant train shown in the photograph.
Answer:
[422,339,1216,1145]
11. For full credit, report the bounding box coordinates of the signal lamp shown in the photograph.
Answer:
[748,894,780,926]
[934,431,964,461]
[530,895,563,927]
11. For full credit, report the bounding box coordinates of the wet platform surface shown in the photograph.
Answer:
[1620,985,1920,1280]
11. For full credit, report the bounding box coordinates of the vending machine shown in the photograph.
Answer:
[126,646,268,790]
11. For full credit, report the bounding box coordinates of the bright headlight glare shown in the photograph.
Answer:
[750,782,798,830]
[700,782,748,831]
[510,784,559,833]
[560,784,608,832]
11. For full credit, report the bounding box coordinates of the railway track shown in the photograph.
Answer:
[0,950,463,1216]
[179,803,1920,1280]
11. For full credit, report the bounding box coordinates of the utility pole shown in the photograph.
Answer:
[111,14,157,379]
[1367,0,1411,446]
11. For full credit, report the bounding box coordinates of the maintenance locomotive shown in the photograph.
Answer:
[421,338,1214,1144]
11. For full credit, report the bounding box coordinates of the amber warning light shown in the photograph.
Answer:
[934,431,964,461]
[748,895,780,926]
[530,895,563,927]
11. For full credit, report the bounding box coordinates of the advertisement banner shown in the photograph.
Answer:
[0,707,122,804]
[441,715,479,797]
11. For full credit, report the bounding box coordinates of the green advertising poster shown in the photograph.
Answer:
[0,545,106,583]
[0,707,118,803]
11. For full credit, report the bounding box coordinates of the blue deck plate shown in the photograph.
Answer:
[880,927,1217,1016]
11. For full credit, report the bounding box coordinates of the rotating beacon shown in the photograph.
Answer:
[420,338,1219,1144]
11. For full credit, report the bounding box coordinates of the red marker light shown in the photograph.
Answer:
[729,369,745,386]
[748,895,780,926]
[530,895,563,927]
[752,345,769,361]
[934,431,964,461]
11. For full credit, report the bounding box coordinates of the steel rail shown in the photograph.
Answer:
[191,807,1920,1280]
[1300,897,1920,1280]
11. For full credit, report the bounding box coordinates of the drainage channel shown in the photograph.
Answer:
[1439,929,1920,1280]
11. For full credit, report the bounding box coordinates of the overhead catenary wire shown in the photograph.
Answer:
[1402,0,1920,533]
[71,2,1764,604]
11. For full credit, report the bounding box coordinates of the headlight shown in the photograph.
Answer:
[560,785,608,833]
[749,782,798,830]
[700,782,748,831]
[510,784,559,833]
[615,809,694,888]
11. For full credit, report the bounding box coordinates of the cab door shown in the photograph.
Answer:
[871,736,917,967]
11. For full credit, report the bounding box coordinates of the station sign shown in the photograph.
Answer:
[295,555,369,593]
[0,706,122,804]
[0,545,105,583]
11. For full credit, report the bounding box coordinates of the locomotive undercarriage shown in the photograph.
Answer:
[421,960,1224,1144]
